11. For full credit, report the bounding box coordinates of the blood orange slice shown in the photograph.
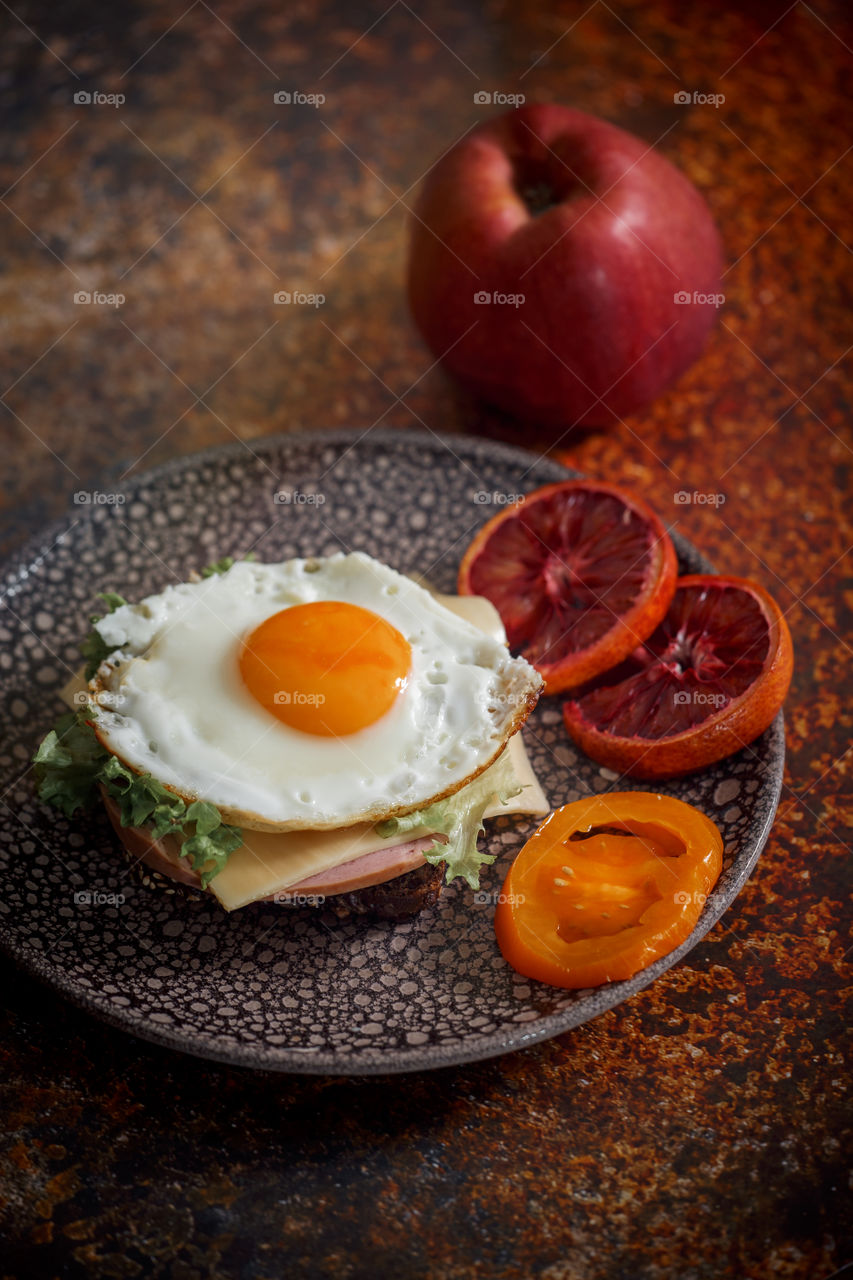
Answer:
[563,575,793,779]
[458,481,677,693]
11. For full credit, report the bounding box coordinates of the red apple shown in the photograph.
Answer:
[407,104,723,431]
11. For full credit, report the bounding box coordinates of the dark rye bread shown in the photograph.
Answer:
[330,860,444,921]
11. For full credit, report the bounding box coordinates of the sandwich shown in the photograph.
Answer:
[34,552,547,919]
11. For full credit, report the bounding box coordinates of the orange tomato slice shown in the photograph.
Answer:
[494,792,723,988]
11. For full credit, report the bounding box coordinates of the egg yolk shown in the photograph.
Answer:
[238,601,411,736]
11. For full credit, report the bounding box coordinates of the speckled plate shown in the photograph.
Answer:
[0,429,784,1074]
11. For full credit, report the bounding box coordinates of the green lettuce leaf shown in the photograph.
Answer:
[80,592,128,679]
[32,712,106,816]
[32,712,242,887]
[376,749,521,889]
[200,552,256,578]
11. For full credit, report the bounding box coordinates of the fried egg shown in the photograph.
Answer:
[88,553,543,831]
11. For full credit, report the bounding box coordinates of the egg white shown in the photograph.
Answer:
[89,553,543,831]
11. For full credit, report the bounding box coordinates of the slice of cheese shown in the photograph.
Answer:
[66,590,549,910]
[60,668,88,710]
[211,729,549,909]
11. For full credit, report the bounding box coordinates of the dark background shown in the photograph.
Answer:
[1,2,850,1277]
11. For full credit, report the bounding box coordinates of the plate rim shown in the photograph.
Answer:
[0,427,786,1074]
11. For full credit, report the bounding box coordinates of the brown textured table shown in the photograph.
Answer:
[1,3,850,1277]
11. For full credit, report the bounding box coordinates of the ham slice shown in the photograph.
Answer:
[100,790,442,901]
[272,834,442,899]
[102,792,206,888]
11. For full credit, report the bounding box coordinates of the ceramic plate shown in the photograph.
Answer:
[0,429,784,1074]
